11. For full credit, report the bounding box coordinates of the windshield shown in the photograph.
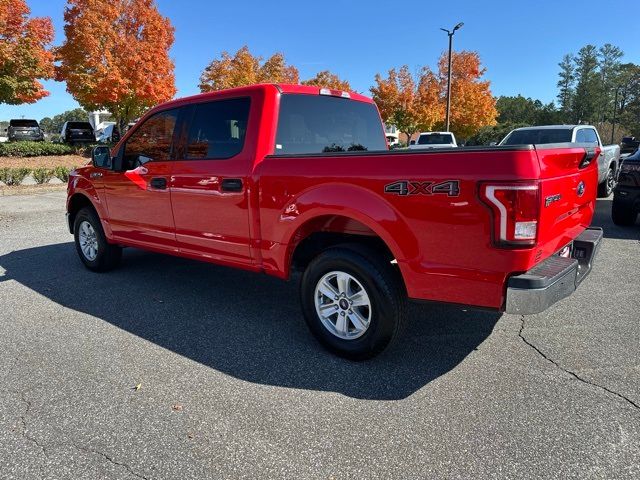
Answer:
[502,129,572,145]
[68,122,92,130]
[418,134,453,145]
[275,94,387,155]
[10,119,39,128]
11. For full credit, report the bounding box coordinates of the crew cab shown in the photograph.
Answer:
[409,131,457,149]
[500,125,620,197]
[66,84,602,359]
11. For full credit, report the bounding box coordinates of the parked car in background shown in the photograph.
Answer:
[620,136,639,155]
[612,148,640,226]
[409,132,457,149]
[96,123,121,144]
[67,84,602,359]
[500,125,621,197]
[61,121,95,145]
[6,119,44,142]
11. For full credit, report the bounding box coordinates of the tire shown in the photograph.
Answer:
[73,207,122,272]
[300,246,406,360]
[611,200,638,226]
[597,166,616,198]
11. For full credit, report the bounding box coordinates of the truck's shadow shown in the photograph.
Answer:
[0,244,500,400]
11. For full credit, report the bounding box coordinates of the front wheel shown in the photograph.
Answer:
[598,166,616,198]
[300,246,406,360]
[73,207,122,272]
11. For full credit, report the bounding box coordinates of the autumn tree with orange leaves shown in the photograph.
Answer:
[199,46,299,92]
[437,51,497,138]
[371,51,497,140]
[0,0,54,104]
[302,71,351,91]
[56,0,176,131]
[371,66,442,141]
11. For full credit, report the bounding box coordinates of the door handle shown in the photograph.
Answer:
[149,177,167,190]
[221,178,243,192]
[90,172,103,179]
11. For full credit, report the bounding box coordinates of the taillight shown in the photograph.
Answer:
[480,182,540,247]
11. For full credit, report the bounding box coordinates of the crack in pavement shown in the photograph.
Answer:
[72,443,151,480]
[15,389,151,480]
[518,316,640,412]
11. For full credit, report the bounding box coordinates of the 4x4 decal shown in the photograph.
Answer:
[384,180,460,197]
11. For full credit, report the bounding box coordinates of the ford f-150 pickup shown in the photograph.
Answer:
[66,84,603,359]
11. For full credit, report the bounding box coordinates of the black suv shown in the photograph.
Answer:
[612,148,640,226]
[6,119,44,142]
[60,121,95,145]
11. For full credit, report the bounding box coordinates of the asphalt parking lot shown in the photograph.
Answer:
[0,191,638,479]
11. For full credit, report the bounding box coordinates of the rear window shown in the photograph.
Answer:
[275,94,386,155]
[68,122,92,130]
[418,133,453,145]
[10,119,38,127]
[502,129,573,145]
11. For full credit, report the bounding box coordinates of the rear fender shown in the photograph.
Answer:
[276,183,419,277]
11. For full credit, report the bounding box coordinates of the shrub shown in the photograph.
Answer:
[0,167,32,186]
[0,141,75,157]
[53,166,71,182]
[32,167,54,184]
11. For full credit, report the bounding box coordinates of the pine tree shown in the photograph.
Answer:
[557,54,575,122]
[572,45,600,123]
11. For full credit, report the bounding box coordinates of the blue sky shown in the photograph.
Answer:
[1,0,638,121]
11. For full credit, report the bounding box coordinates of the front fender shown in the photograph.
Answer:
[67,174,112,239]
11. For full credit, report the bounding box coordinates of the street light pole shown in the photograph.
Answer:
[441,22,464,133]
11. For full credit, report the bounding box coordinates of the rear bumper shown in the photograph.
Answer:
[505,227,603,315]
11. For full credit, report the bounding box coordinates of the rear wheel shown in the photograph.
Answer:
[74,207,122,271]
[598,166,616,198]
[611,200,638,226]
[300,246,406,360]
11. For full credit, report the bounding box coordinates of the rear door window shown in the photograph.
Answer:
[275,94,387,154]
[184,98,250,160]
[123,109,179,167]
[581,128,599,145]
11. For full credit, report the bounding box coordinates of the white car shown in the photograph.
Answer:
[409,132,457,149]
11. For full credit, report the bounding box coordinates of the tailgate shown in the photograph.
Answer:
[535,145,599,258]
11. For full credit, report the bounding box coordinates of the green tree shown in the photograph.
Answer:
[496,96,562,126]
[597,44,623,123]
[572,45,601,123]
[465,122,530,146]
[557,54,575,122]
[39,107,88,133]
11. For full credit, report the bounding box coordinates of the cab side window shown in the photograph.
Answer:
[583,128,599,145]
[124,109,179,169]
[184,98,250,160]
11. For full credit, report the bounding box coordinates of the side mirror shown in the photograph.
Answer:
[410,140,416,145]
[489,142,497,146]
[92,146,112,169]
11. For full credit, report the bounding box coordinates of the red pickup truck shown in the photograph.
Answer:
[66,84,602,359]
